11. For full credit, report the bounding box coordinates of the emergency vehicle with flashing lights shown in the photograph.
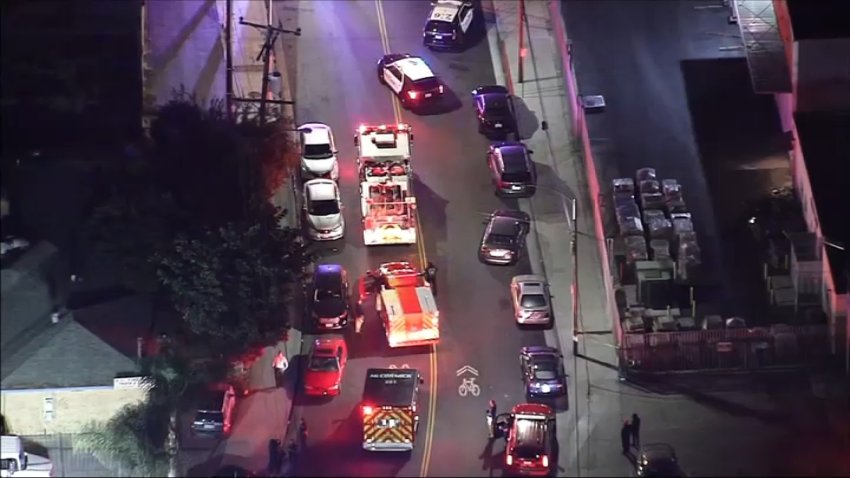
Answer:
[361,368,423,452]
[423,0,475,49]
[370,261,440,348]
[354,123,418,246]
[377,54,444,108]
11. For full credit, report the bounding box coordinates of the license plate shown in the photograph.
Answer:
[434,35,442,39]
[320,318,336,324]
[495,122,503,128]
[511,185,522,190]
[425,93,432,98]
[204,424,214,429]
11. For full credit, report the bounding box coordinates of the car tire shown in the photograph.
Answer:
[377,67,385,85]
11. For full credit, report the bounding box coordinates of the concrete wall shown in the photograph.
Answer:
[0,387,146,435]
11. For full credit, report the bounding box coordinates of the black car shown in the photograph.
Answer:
[378,54,444,109]
[191,385,236,438]
[488,141,536,197]
[635,443,685,477]
[423,0,475,50]
[479,209,530,266]
[311,264,350,330]
[472,85,517,138]
[520,346,567,397]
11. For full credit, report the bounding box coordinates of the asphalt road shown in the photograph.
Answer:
[285,1,547,476]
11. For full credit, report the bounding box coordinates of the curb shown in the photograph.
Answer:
[481,0,515,95]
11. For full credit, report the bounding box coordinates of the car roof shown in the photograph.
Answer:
[491,216,522,235]
[315,264,344,289]
[518,280,546,295]
[496,146,529,172]
[392,57,435,81]
[305,179,337,201]
[300,123,331,145]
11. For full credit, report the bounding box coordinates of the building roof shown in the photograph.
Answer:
[794,111,850,292]
[1,295,151,389]
[788,0,850,40]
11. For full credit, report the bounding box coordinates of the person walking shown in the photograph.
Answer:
[486,399,497,438]
[620,418,632,455]
[267,438,281,475]
[273,351,288,387]
[631,413,641,448]
[286,439,299,471]
[298,418,309,448]
[425,262,438,296]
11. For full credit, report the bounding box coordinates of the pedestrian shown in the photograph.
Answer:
[298,418,309,448]
[286,439,298,470]
[273,351,288,387]
[425,261,438,296]
[354,300,365,334]
[267,438,281,475]
[486,399,497,439]
[620,418,632,455]
[631,413,641,448]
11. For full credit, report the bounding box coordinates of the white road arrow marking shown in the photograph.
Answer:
[456,365,479,377]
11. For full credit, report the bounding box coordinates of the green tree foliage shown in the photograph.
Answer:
[74,401,168,477]
[154,210,307,356]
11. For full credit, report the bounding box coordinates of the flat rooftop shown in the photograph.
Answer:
[794,111,850,293]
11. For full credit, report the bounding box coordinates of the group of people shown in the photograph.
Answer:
[267,419,309,476]
[352,261,439,334]
[620,413,642,454]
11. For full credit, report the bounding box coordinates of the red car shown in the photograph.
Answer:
[303,337,348,396]
[505,403,556,476]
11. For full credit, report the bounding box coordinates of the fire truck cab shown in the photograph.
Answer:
[354,124,418,246]
[361,368,422,452]
[374,261,440,348]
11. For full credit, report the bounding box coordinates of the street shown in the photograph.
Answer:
[284,1,546,476]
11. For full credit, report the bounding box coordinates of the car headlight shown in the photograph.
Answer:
[328,383,340,390]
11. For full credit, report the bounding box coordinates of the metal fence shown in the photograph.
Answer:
[620,324,831,373]
[19,433,120,477]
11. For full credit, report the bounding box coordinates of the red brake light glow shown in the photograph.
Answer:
[358,124,367,133]
[397,123,407,130]
[408,91,418,99]
[379,124,387,130]
[542,455,549,468]
[438,85,444,94]
[362,405,374,416]
[506,454,513,466]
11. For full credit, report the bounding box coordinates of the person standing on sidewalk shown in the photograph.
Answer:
[298,418,309,449]
[620,418,632,455]
[273,351,288,387]
[631,413,641,448]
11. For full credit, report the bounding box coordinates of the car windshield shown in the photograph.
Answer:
[316,287,342,300]
[309,199,339,216]
[309,356,339,371]
[487,233,515,247]
[502,171,531,183]
[195,411,223,422]
[533,360,559,380]
[485,98,510,116]
[515,444,543,459]
[412,77,440,91]
[304,143,333,159]
[425,20,454,34]
[521,293,547,308]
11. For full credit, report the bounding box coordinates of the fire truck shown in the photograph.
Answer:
[354,123,417,246]
[373,261,440,348]
[361,368,422,452]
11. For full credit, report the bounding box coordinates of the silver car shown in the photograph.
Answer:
[510,274,553,325]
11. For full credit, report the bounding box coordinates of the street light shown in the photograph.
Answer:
[532,184,580,356]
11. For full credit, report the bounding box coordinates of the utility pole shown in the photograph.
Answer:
[518,0,526,84]
[225,0,234,118]
[571,198,580,356]
[236,3,300,125]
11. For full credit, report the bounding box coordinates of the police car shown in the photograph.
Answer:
[423,0,475,49]
[377,54,445,108]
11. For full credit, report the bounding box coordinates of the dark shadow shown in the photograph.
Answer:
[411,174,449,247]
[65,285,135,310]
[409,87,463,116]
[511,96,539,140]
[527,161,575,226]
[478,436,506,475]
[293,406,409,477]
[576,352,619,373]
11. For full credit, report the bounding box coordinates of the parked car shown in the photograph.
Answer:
[304,337,348,396]
[635,443,685,477]
[472,85,517,139]
[487,142,536,197]
[479,209,530,266]
[311,264,350,330]
[520,346,567,397]
[298,123,339,180]
[191,384,237,437]
[304,179,345,241]
[510,274,553,325]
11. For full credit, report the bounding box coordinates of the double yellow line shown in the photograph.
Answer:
[374,1,437,475]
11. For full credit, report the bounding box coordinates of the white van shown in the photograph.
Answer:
[0,436,53,477]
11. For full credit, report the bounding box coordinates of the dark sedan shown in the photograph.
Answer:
[472,85,517,139]
[636,443,686,477]
[488,141,536,197]
[478,209,530,266]
[520,346,567,397]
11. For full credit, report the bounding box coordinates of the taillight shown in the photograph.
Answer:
[542,455,549,467]
[506,454,513,466]
[358,124,367,133]
[438,84,444,94]
[408,91,418,100]
[379,124,387,130]
[398,123,407,130]
[362,405,374,416]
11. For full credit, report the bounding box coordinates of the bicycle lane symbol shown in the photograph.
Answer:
[456,365,480,397]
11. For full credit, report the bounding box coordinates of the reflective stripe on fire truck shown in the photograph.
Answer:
[363,408,415,444]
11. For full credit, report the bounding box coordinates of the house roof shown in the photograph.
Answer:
[794,111,850,293]
[788,0,850,40]
[1,295,152,389]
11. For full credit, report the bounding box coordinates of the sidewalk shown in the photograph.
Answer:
[485,1,627,476]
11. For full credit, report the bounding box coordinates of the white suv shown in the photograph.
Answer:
[304,179,345,241]
[299,123,339,180]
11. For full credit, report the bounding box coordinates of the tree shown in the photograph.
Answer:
[154,210,307,356]
[74,401,168,477]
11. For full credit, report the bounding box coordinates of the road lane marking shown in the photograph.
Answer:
[458,377,481,397]
[373,2,437,476]
[456,365,479,376]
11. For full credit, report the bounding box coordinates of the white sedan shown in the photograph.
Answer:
[298,123,339,181]
[304,179,345,241]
